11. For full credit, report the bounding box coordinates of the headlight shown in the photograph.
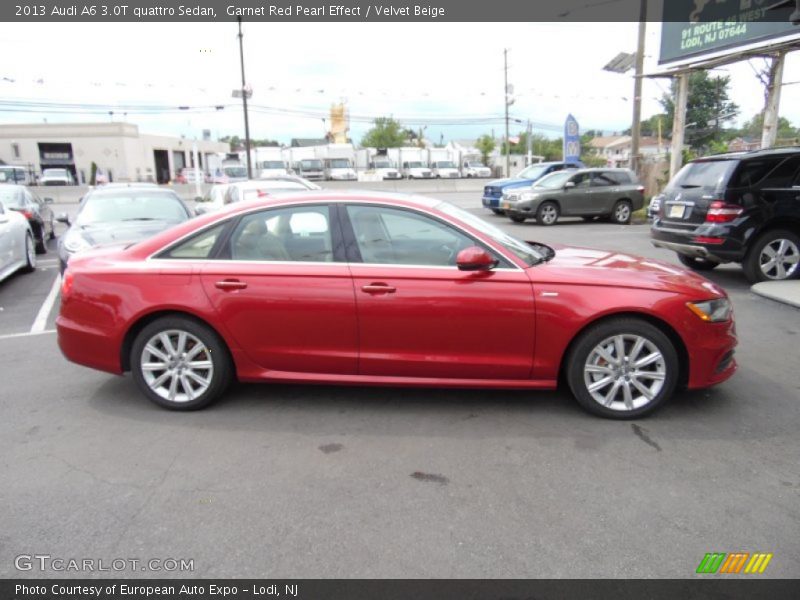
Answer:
[62,231,92,254]
[687,298,732,322]
[519,192,540,202]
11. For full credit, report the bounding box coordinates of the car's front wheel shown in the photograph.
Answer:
[677,253,720,272]
[491,209,505,216]
[744,229,800,283]
[536,201,560,226]
[130,316,233,410]
[566,318,679,419]
[509,214,526,223]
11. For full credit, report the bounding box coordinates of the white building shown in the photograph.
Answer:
[588,135,666,168]
[0,122,228,184]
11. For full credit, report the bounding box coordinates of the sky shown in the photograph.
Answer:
[1,21,800,145]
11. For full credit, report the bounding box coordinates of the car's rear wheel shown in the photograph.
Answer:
[131,317,232,411]
[566,318,678,419]
[677,253,720,272]
[744,229,800,283]
[34,225,47,254]
[509,215,527,223]
[22,233,36,273]
[536,201,559,226]
[611,200,632,224]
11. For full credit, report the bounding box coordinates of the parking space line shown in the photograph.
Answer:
[0,329,55,341]
[31,274,61,333]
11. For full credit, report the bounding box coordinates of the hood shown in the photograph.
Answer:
[74,220,179,248]
[535,244,726,297]
[486,177,533,188]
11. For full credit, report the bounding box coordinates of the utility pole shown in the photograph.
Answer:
[526,120,533,166]
[504,48,510,177]
[630,0,647,176]
[670,73,689,179]
[761,50,787,149]
[237,17,253,179]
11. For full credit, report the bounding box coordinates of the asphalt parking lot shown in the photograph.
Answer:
[1,190,798,579]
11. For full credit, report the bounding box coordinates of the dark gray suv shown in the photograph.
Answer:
[501,168,645,225]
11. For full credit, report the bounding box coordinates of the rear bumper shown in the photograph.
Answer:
[56,316,123,375]
[651,223,745,263]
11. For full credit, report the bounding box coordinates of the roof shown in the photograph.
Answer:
[290,138,329,148]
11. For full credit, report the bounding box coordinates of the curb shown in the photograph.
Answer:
[750,281,800,309]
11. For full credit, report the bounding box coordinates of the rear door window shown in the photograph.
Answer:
[755,156,800,188]
[728,157,786,188]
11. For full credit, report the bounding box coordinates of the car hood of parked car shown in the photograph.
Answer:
[73,220,181,247]
[487,177,536,188]
[534,244,725,297]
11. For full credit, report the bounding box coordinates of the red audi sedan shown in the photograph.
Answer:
[56,192,737,419]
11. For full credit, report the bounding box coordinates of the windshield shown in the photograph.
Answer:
[0,187,24,207]
[44,169,69,177]
[300,160,323,169]
[436,162,456,168]
[668,160,736,191]
[223,166,247,178]
[467,162,485,168]
[260,161,285,169]
[406,162,424,168]
[437,201,543,267]
[534,171,574,189]
[517,164,549,180]
[0,167,26,183]
[374,161,392,168]
[329,159,351,168]
[77,192,189,225]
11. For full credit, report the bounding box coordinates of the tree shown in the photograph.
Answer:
[659,71,738,151]
[475,135,496,165]
[737,112,797,141]
[361,117,407,148]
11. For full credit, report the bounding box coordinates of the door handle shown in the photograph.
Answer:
[215,279,248,291]
[361,283,396,294]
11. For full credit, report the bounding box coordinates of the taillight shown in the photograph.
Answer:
[705,201,743,223]
[21,210,34,219]
[637,186,645,193]
[61,270,74,297]
[257,190,271,198]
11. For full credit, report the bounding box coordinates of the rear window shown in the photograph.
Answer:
[667,160,736,192]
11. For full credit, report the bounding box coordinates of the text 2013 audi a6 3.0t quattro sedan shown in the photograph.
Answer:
[56,192,737,419]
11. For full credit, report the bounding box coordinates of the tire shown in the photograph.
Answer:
[611,200,633,224]
[21,233,36,273]
[491,209,505,216]
[34,225,47,254]
[677,253,719,272]
[48,218,56,240]
[536,201,559,226]
[509,214,527,223]
[743,229,800,283]
[566,318,679,419]
[130,316,233,411]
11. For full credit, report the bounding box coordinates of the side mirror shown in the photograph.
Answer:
[56,212,70,225]
[44,197,54,204]
[564,181,576,189]
[456,246,498,272]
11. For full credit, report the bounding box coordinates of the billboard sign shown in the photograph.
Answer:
[563,114,580,164]
[660,0,800,64]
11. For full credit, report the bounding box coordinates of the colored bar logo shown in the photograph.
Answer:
[696,552,773,574]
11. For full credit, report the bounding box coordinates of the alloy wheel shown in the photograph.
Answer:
[615,203,631,223]
[540,205,558,225]
[140,329,214,403]
[759,238,800,280]
[583,334,666,412]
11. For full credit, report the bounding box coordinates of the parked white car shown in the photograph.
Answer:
[463,161,492,178]
[40,168,75,186]
[0,199,35,282]
[196,177,321,214]
[258,160,290,178]
[431,160,460,179]
[401,161,432,179]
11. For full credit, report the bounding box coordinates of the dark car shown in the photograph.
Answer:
[0,184,55,253]
[482,160,584,215]
[57,186,193,274]
[502,168,644,225]
[651,148,800,282]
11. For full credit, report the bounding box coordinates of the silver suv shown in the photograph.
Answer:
[502,168,644,225]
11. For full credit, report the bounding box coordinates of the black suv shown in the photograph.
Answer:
[651,148,800,283]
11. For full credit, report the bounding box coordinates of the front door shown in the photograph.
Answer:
[342,204,536,380]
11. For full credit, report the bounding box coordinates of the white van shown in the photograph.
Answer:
[0,165,34,185]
